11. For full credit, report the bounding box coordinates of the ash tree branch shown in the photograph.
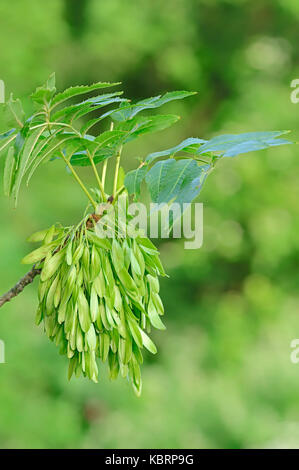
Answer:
[0,267,41,308]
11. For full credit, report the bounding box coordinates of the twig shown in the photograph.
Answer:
[0,267,41,308]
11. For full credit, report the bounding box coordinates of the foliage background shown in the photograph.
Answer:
[1,0,299,449]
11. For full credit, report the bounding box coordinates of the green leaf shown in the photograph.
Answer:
[3,146,16,196]
[121,114,180,143]
[69,130,126,167]
[26,134,75,185]
[31,73,56,105]
[108,90,196,122]
[52,92,126,123]
[145,159,174,203]
[70,148,114,166]
[124,165,147,196]
[145,158,209,206]
[0,94,25,134]
[146,137,207,163]
[198,131,292,157]
[117,166,125,190]
[94,129,126,147]
[12,126,47,205]
[25,128,65,182]
[51,81,121,109]
[0,131,17,157]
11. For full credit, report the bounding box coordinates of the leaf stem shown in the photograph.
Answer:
[59,150,97,209]
[0,134,17,154]
[30,122,81,136]
[87,150,106,201]
[113,184,125,203]
[101,122,114,191]
[113,145,123,198]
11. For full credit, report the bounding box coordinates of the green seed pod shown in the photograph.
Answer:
[90,284,99,322]
[54,325,65,348]
[95,306,103,331]
[99,301,110,331]
[44,225,56,245]
[90,244,101,281]
[70,309,78,351]
[64,302,75,335]
[119,363,128,379]
[90,351,99,383]
[77,288,91,333]
[72,242,84,264]
[108,350,119,380]
[76,268,84,288]
[58,301,67,324]
[139,328,157,354]
[146,274,160,294]
[35,306,43,326]
[31,210,166,395]
[67,342,75,359]
[113,285,122,312]
[133,342,143,364]
[122,239,131,270]
[41,250,65,282]
[111,238,125,273]
[117,269,138,296]
[60,265,77,306]
[110,329,119,354]
[128,317,143,349]
[38,278,50,303]
[151,291,164,315]
[103,256,115,289]
[82,245,90,275]
[105,303,117,329]
[46,273,59,313]
[68,355,78,380]
[53,276,62,309]
[44,313,57,338]
[93,271,106,298]
[133,240,145,277]
[99,333,110,362]
[76,324,84,352]
[87,232,111,250]
[130,250,142,278]
[148,297,166,330]
[129,355,142,396]
[85,324,97,351]
[66,239,73,266]
[22,242,55,265]
[27,228,49,243]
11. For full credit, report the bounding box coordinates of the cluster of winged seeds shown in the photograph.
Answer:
[22,202,166,396]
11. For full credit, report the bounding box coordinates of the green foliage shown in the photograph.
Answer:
[0,75,293,209]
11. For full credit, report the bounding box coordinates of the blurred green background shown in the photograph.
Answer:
[1,0,299,449]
